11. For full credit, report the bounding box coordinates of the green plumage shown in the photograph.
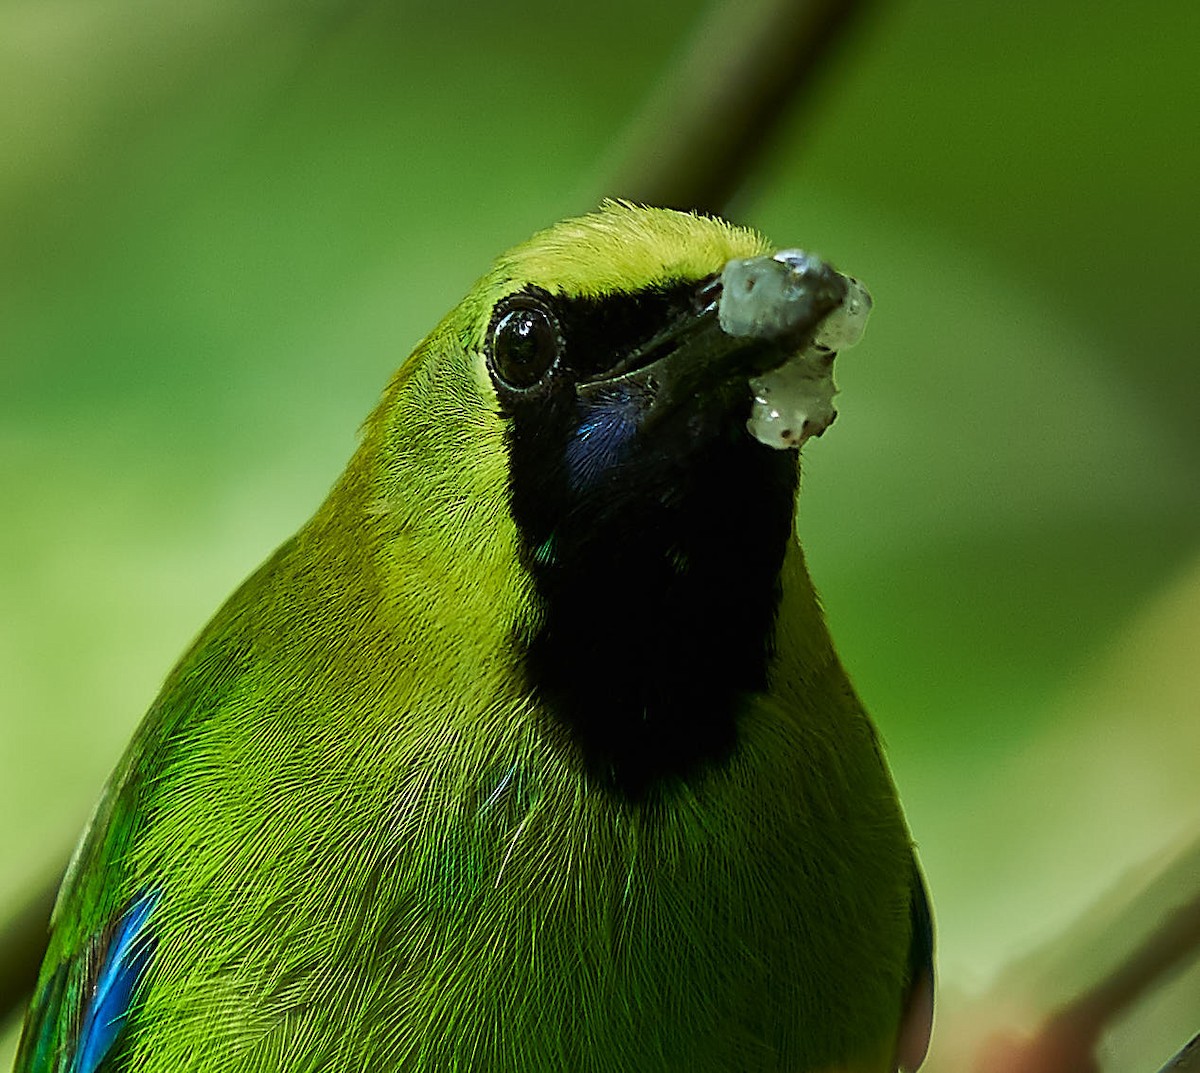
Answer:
[17,203,929,1073]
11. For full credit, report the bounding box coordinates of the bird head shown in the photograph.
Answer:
[356,202,871,794]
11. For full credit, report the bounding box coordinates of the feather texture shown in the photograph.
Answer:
[16,203,929,1072]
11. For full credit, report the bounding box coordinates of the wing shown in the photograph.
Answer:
[14,543,298,1073]
[13,708,167,1073]
[893,856,935,1072]
[15,889,160,1073]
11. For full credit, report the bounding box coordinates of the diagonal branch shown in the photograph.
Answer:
[1159,1034,1200,1073]
[596,0,876,215]
[971,836,1200,1073]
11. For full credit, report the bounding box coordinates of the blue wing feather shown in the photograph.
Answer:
[15,889,160,1073]
[72,889,160,1073]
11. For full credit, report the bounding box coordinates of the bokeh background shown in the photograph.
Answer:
[2,0,1197,1069]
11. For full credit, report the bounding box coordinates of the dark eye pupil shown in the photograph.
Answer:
[492,307,559,389]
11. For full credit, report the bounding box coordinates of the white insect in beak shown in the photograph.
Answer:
[719,249,872,451]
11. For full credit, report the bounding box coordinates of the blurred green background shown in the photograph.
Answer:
[2,0,1197,1069]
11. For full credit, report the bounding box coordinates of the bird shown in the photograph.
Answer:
[15,201,933,1073]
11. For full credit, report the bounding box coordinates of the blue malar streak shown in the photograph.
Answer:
[566,396,639,491]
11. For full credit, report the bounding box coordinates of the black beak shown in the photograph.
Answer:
[575,251,851,428]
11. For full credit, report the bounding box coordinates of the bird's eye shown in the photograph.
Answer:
[488,297,563,391]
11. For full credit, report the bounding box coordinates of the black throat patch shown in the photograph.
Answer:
[493,284,800,799]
